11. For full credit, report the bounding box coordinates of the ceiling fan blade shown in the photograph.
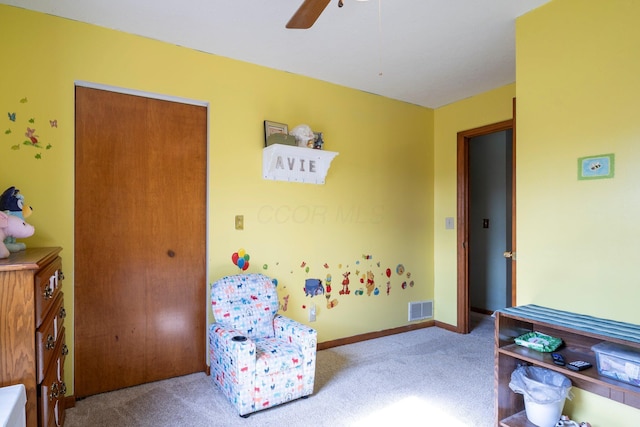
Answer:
[286,0,332,29]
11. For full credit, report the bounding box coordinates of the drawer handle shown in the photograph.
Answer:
[61,344,69,356]
[57,270,65,281]
[59,307,66,319]
[43,287,54,299]
[59,381,67,396]
[49,382,59,401]
[46,334,55,350]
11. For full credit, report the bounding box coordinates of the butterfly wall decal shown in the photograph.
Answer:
[5,98,56,159]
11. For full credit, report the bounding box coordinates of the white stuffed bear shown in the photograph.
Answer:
[0,211,35,258]
[289,124,315,148]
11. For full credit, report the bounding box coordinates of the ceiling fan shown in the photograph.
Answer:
[287,0,364,29]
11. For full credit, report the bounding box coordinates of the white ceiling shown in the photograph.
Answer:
[1,0,550,108]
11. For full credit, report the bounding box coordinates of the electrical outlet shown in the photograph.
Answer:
[235,215,244,230]
[309,304,316,322]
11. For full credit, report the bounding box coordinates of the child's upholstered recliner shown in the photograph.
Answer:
[208,274,317,417]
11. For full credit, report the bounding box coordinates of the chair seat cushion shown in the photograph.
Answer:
[254,337,303,376]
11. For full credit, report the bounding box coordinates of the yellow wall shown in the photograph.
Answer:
[517,0,640,424]
[0,6,433,396]
[433,84,516,325]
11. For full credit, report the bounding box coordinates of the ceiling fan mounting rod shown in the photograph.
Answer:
[287,0,368,29]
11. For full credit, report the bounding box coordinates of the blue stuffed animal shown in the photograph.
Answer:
[0,186,33,252]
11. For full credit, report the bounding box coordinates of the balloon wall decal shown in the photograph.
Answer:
[232,248,250,271]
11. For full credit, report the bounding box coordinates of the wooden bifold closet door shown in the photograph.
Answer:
[74,86,207,398]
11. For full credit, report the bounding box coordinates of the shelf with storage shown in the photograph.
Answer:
[495,305,640,426]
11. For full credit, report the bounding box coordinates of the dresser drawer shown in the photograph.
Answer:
[34,256,63,329]
[39,327,66,427]
[56,327,67,383]
[39,357,64,427]
[53,293,66,340]
[55,328,67,427]
[36,292,64,384]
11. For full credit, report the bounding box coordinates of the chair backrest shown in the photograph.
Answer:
[211,274,279,339]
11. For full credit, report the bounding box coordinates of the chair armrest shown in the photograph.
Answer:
[273,315,317,354]
[210,324,257,379]
[273,316,318,396]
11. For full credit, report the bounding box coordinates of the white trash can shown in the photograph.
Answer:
[524,395,566,427]
[509,365,573,427]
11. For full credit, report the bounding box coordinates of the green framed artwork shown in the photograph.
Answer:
[578,153,615,180]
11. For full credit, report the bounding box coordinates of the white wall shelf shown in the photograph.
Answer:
[263,144,338,184]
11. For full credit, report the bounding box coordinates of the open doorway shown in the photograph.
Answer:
[456,113,516,334]
[469,129,513,314]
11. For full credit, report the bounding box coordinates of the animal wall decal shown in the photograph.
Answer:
[4,97,57,159]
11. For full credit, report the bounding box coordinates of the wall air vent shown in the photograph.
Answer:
[408,300,433,322]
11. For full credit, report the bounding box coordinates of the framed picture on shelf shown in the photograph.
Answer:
[264,121,289,146]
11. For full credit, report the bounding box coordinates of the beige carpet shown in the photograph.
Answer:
[65,313,495,427]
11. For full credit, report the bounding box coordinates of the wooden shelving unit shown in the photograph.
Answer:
[495,305,640,426]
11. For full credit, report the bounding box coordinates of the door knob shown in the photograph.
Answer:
[503,251,515,259]
[167,250,175,258]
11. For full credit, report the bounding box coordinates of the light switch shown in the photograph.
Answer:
[235,215,244,230]
[445,217,455,229]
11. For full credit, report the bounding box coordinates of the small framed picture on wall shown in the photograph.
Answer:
[578,153,615,180]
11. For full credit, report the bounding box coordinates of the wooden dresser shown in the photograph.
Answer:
[0,247,67,427]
